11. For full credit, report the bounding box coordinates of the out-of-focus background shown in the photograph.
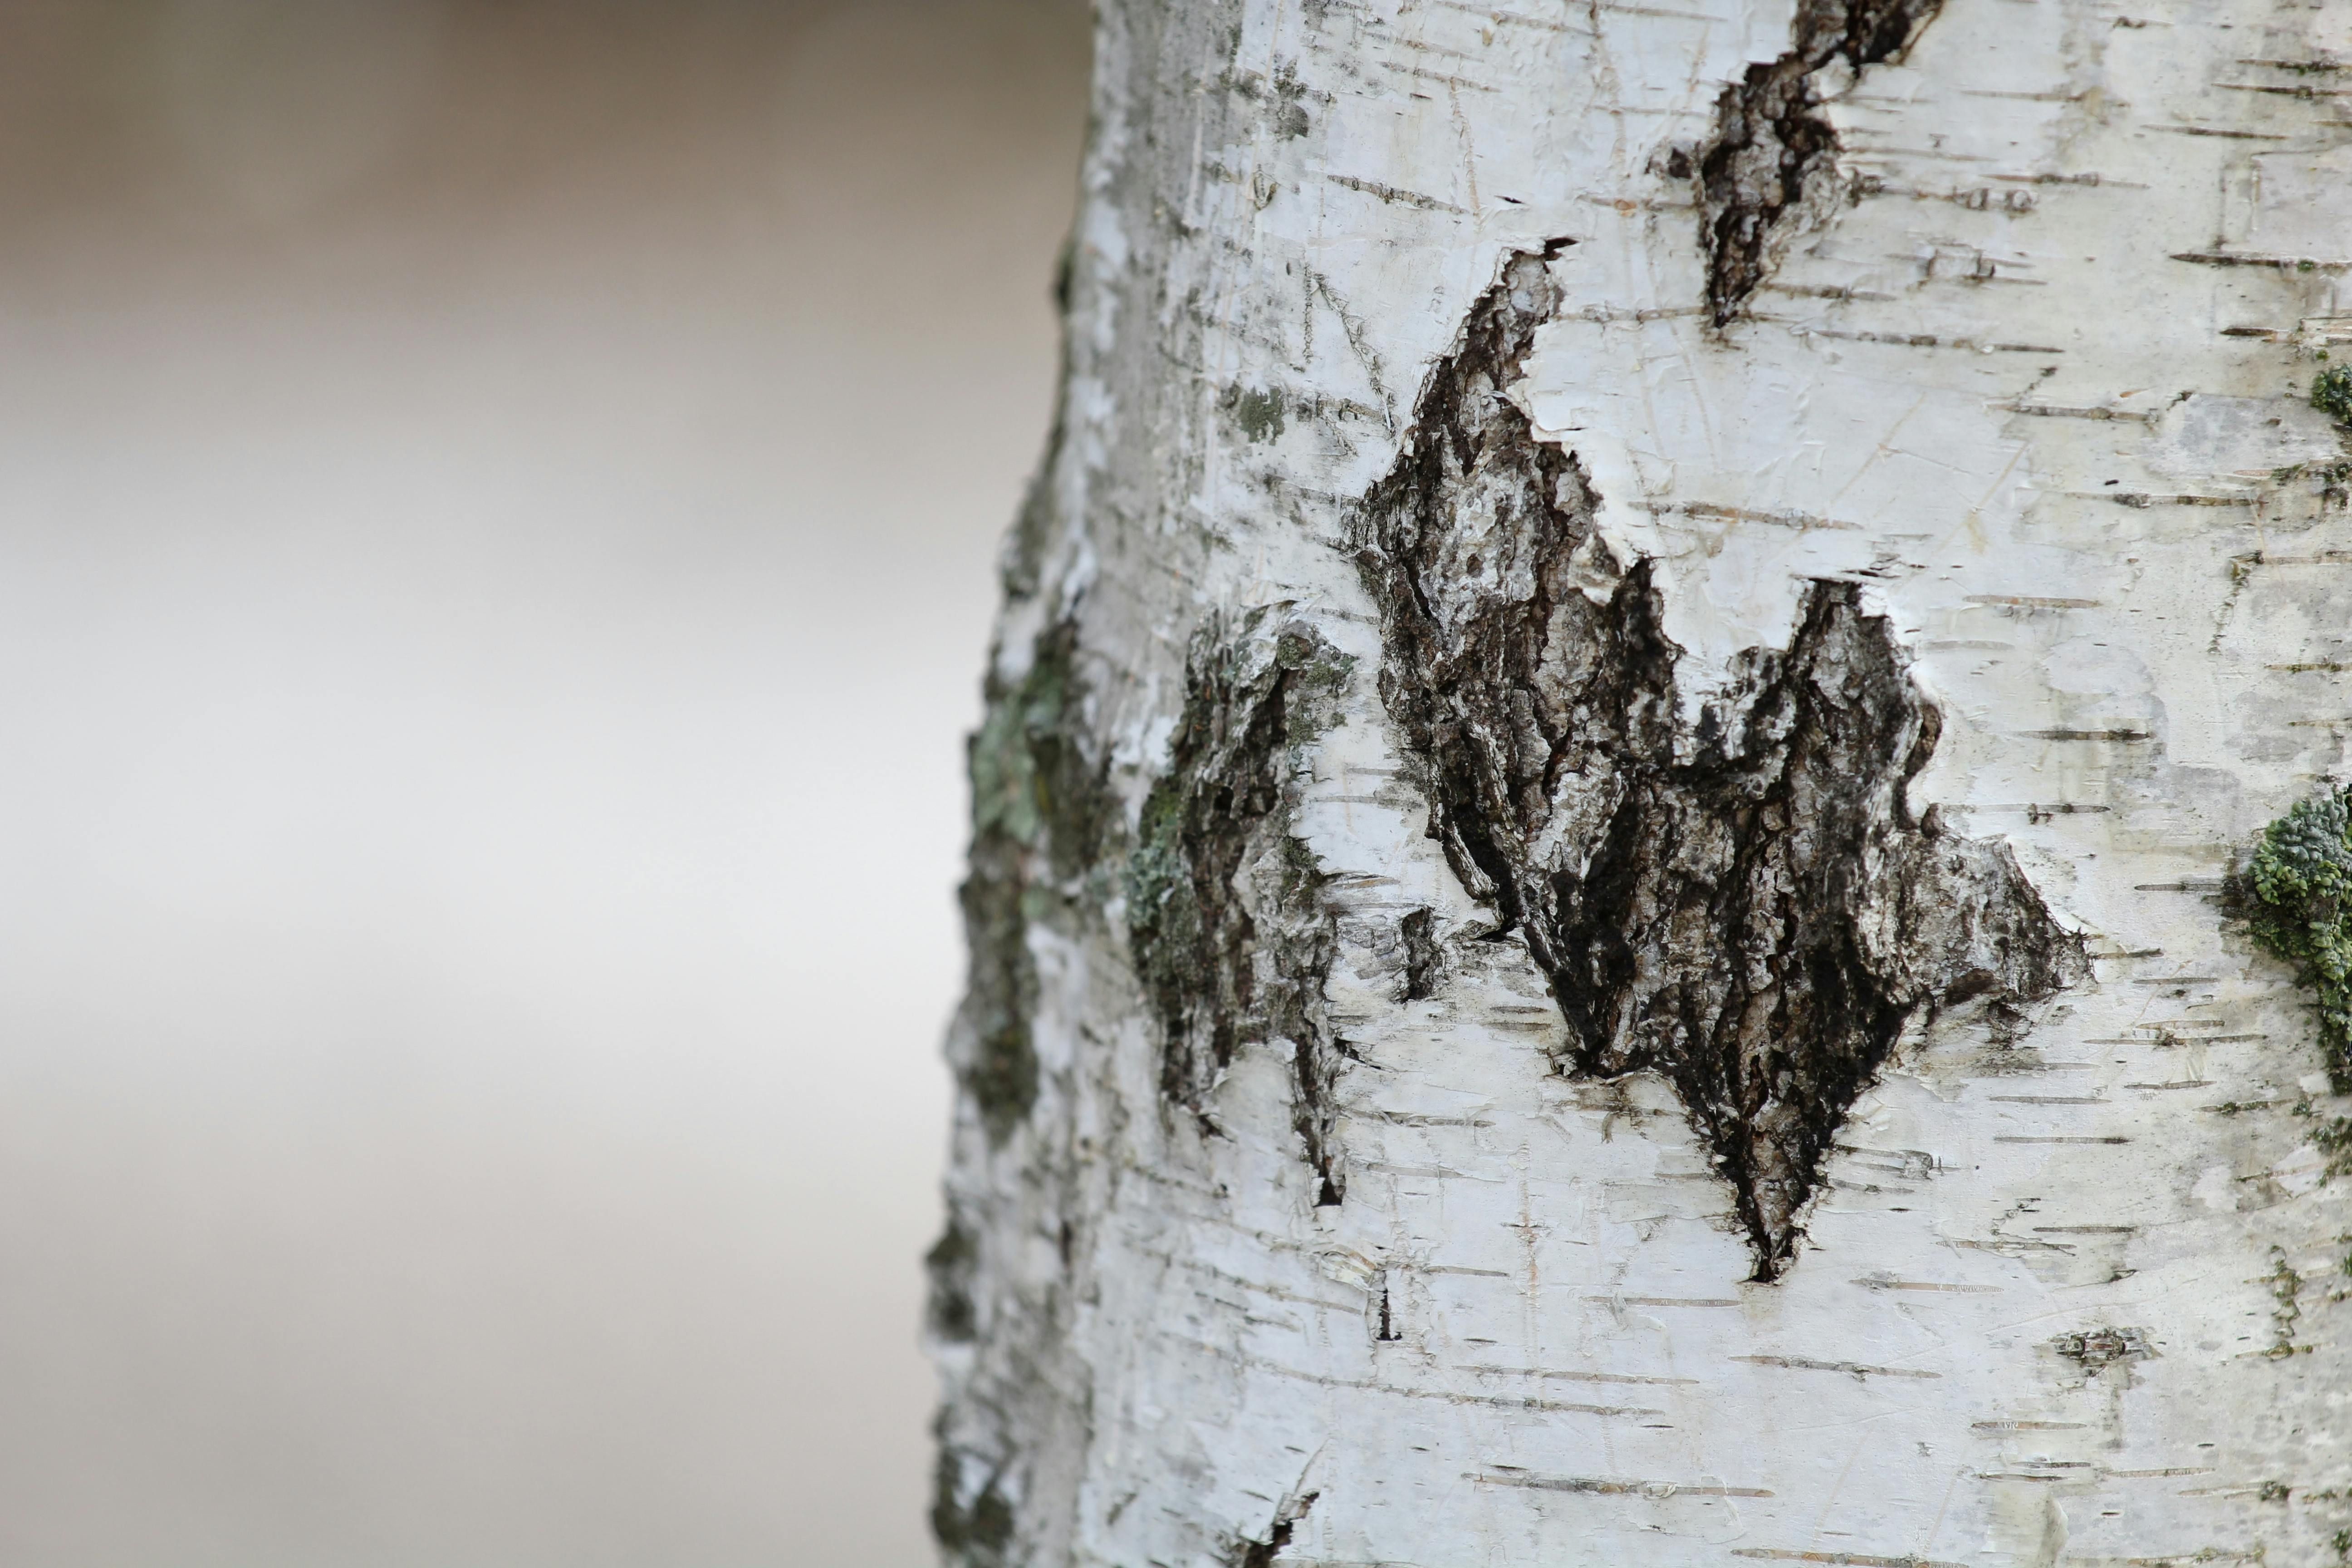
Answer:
[0,2,1087,1563]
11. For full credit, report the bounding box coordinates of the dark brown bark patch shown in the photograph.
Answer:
[1129,609,1352,1203]
[1690,0,1943,325]
[1353,249,2085,1279]
[1399,907,1444,1001]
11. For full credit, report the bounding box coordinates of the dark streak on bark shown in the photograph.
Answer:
[1688,0,1943,325]
[1353,248,2085,1279]
[1129,609,1352,1204]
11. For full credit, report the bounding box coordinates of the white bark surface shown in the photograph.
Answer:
[935,3,2352,1564]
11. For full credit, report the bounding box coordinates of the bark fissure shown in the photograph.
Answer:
[1128,609,1352,1202]
[1688,0,1944,325]
[1353,250,2085,1278]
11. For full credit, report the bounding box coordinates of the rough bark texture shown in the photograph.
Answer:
[1353,249,2084,1275]
[1688,0,1944,324]
[932,0,2352,1563]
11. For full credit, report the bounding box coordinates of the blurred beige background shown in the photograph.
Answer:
[0,2,1088,1563]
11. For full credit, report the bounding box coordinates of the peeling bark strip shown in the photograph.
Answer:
[1128,609,1351,1202]
[1690,0,1942,325]
[956,617,1113,1145]
[1353,251,2084,1278]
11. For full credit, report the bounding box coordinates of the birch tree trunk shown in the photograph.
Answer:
[929,2,2352,1563]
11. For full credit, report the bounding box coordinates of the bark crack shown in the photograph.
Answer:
[1352,247,2085,1279]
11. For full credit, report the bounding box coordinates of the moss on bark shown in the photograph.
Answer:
[2247,786,2352,1093]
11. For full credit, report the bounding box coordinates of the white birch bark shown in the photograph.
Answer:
[931,2,2352,1564]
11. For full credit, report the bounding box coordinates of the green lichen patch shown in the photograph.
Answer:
[2314,364,2352,427]
[1219,383,1287,444]
[931,1443,1015,1565]
[954,617,1114,1145]
[924,1210,978,1344]
[1127,608,1352,1200]
[2295,1097,2352,1181]
[2245,786,2352,1093]
[969,619,1113,881]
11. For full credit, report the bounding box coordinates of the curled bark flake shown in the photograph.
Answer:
[1691,0,1944,325]
[1129,609,1352,1203]
[1353,249,2085,1279]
